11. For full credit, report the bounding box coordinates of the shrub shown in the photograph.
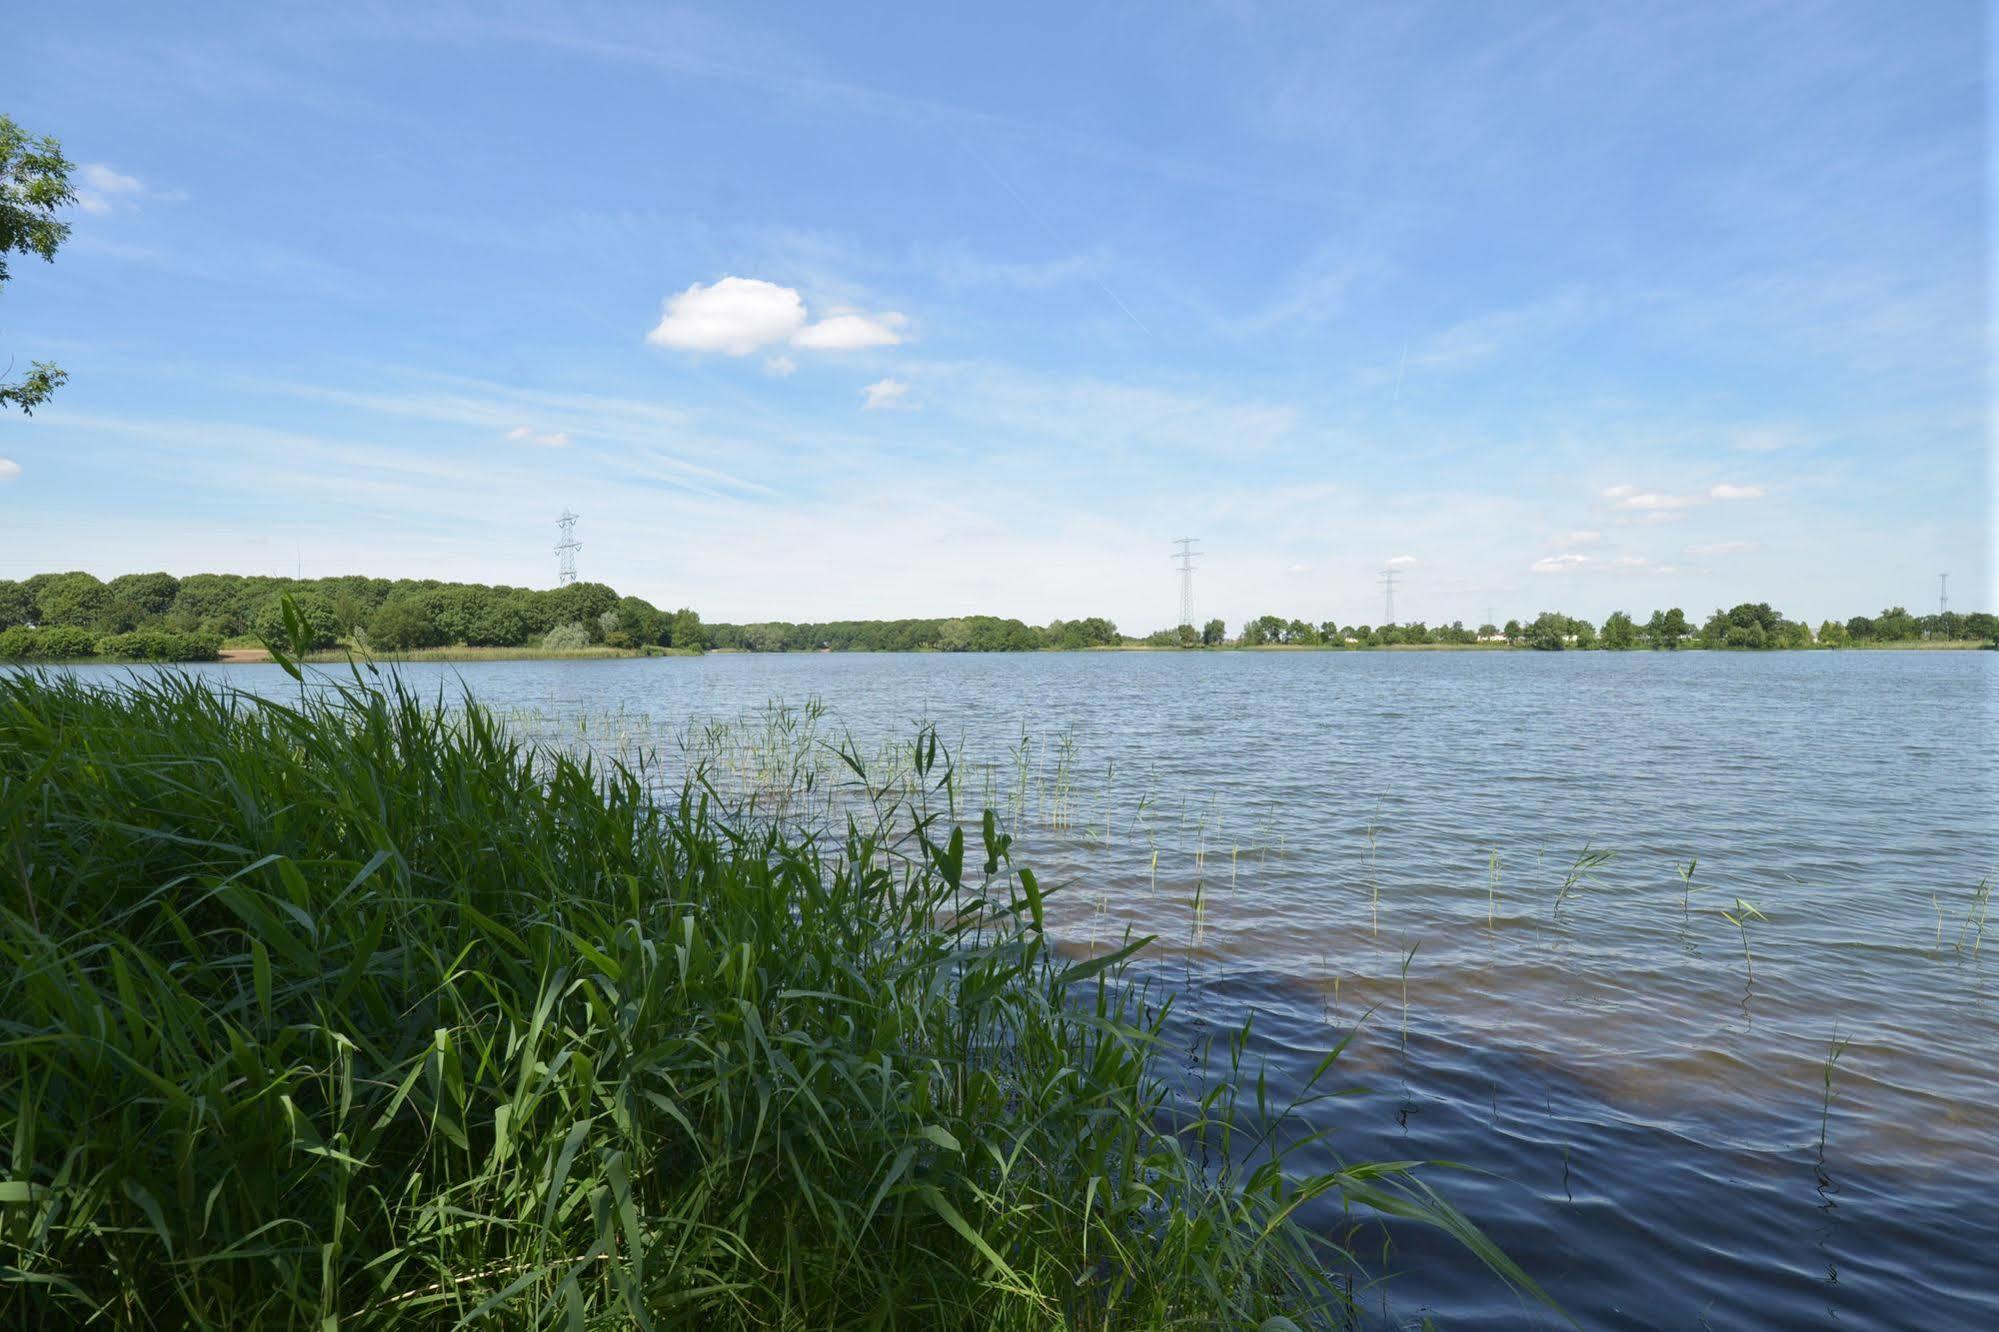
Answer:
[93,629,222,661]
[27,625,98,658]
[0,625,34,659]
[541,621,592,650]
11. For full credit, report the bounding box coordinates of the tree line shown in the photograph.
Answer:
[3,573,1990,663]
[703,616,1123,653]
[0,571,703,661]
[1225,603,1995,650]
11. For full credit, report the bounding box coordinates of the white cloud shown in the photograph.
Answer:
[793,310,907,351]
[646,277,908,357]
[504,425,570,448]
[0,458,20,481]
[1615,491,1697,511]
[74,163,183,215]
[1599,484,1637,499]
[1285,562,1313,574]
[647,277,807,355]
[763,355,797,378]
[1531,553,1591,573]
[1531,549,1677,576]
[861,377,912,410]
[75,163,145,214]
[1709,483,1766,501]
[1560,529,1602,547]
[1385,554,1418,569]
[1686,539,1757,557]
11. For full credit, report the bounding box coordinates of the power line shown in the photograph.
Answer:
[555,509,581,586]
[1172,537,1202,628]
[1378,567,1399,626]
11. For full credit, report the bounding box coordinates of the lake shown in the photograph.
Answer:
[50,649,1999,1327]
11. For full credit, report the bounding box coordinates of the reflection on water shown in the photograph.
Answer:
[50,649,1999,1327]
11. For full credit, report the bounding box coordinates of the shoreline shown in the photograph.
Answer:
[15,640,1988,667]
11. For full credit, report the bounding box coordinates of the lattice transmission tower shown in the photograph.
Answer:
[1172,537,1202,628]
[1378,567,1399,626]
[554,509,581,586]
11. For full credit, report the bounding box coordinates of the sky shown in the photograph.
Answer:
[1,0,1989,631]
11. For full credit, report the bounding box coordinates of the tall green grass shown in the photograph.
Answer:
[0,669,1547,1328]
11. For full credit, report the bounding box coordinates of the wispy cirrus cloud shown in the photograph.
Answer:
[860,377,912,410]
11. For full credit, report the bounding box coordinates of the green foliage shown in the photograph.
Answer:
[91,629,221,661]
[1046,616,1122,650]
[1525,611,1577,651]
[31,571,108,628]
[668,607,703,649]
[711,614,1067,653]
[1,115,76,414]
[1201,617,1226,645]
[1600,611,1639,650]
[250,590,341,650]
[0,580,33,630]
[1698,603,1804,650]
[1816,619,1848,648]
[367,597,442,651]
[1641,608,1689,650]
[0,672,1552,1329]
[541,621,592,650]
[0,624,98,658]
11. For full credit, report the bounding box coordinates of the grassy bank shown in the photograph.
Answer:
[0,670,1539,1328]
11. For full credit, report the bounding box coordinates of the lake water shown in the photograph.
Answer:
[51,650,1999,1327]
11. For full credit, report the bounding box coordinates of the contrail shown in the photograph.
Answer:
[971,147,1151,335]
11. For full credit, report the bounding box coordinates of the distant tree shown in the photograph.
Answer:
[105,572,180,619]
[1817,619,1848,648]
[1965,612,1997,645]
[1477,622,1499,639]
[368,598,439,651]
[0,578,33,629]
[1177,623,1200,647]
[470,594,536,647]
[1600,611,1638,650]
[1872,606,1918,641]
[749,622,794,653]
[1502,619,1522,642]
[669,607,704,649]
[1201,617,1226,646]
[541,622,592,651]
[1642,608,1689,650]
[1844,614,1876,642]
[328,587,372,637]
[1571,618,1598,649]
[1703,602,1788,650]
[1,115,76,414]
[1525,611,1575,651]
[33,572,108,628]
[250,591,339,649]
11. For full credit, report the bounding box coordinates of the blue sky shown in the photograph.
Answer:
[1,1,1988,630]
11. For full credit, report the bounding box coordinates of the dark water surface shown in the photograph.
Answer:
[55,651,1999,1327]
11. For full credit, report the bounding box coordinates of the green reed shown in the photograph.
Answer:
[1958,877,1992,959]
[1551,843,1614,922]
[1719,897,1769,980]
[0,667,1555,1329]
[1818,1034,1851,1158]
